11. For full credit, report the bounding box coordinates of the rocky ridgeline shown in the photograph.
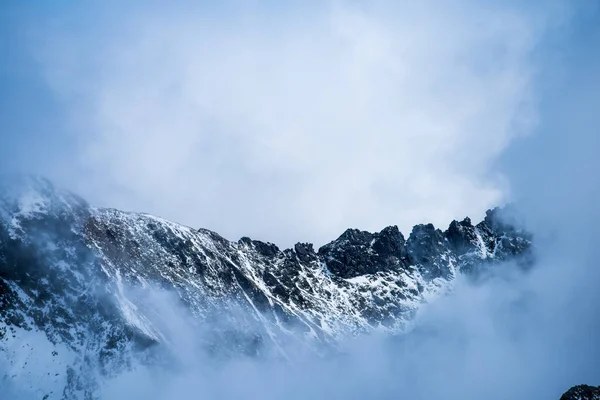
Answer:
[561,385,600,400]
[0,175,533,399]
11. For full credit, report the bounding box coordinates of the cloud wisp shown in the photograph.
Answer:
[2,2,599,398]
[32,0,566,247]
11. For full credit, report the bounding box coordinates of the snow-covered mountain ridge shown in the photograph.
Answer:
[0,175,532,399]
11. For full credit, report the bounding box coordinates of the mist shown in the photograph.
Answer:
[1,1,599,399]
[3,0,579,247]
[97,4,599,398]
[94,227,600,399]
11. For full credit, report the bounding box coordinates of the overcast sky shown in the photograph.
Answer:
[2,3,600,398]
[1,1,598,248]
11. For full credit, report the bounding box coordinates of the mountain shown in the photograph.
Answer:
[560,385,600,400]
[0,175,533,399]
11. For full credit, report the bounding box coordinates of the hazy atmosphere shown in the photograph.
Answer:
[1,1,599,399]
[3,0,597,247]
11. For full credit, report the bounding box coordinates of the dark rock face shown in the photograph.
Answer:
[560,385,600,400]
[0,175,534,399]
[406,223,452,280]
[318,225,410,278]
[239,237,280,257]
[446,217,478,252]
[294,242,317,263]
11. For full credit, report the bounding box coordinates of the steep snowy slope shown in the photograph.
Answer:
[0,175,532,399]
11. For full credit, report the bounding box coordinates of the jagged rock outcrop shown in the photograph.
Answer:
[406,223,452,280]
[0,175,533,399]
[318,225,411,278]
[560,385,600,400]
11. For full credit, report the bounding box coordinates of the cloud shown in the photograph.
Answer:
[32,0,565,247]
[3,4,600,397]
[98,255,600,399]
[2,3,598,398]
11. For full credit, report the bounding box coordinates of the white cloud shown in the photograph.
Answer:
[40,0,556,247]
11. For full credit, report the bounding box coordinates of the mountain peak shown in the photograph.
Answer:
[0,176,533,398]
[560,385,600,400]
[0,174,89,239]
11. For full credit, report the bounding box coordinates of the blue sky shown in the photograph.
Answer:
[498,4,600,225]
[0,3,60,172]
[1,1,599,246]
